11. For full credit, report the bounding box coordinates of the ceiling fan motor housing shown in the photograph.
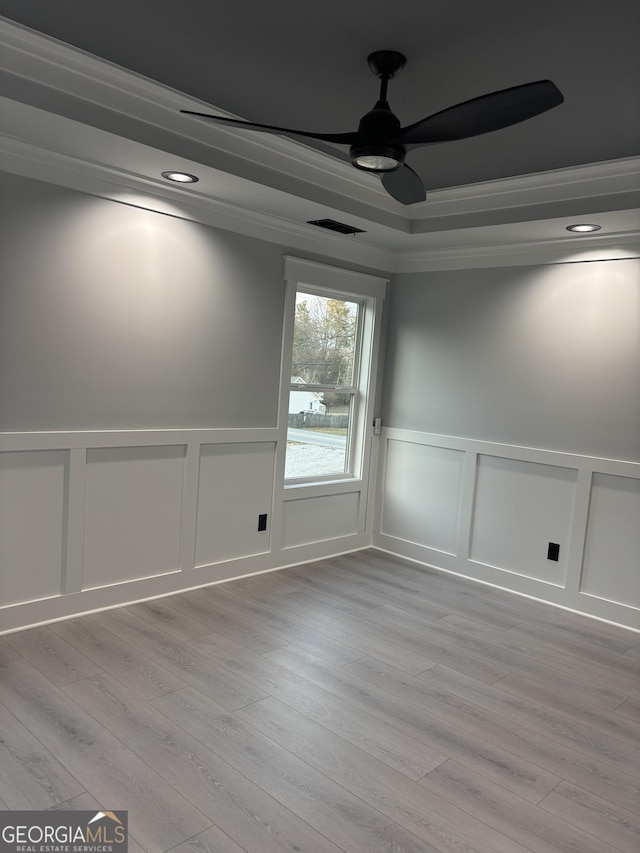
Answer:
[350,103,405,171]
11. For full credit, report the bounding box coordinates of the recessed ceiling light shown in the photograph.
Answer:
[566,223,601,233]
[161,171,199,183]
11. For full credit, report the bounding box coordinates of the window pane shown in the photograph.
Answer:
[291,292,359,387]
[285,391,352,479]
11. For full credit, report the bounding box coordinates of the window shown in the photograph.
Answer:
[281,258,385,486]
[286,290,361,479]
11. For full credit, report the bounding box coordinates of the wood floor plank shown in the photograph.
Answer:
[539,779,640,853]
[151,688,445,853]
[0,636,23,663]
[169,590,287,653]
[502,620,638,673]
[3,549,638,853]
[150,690,353,853]
[126,598,213,641]
[223,570,304,600]
[63,674,343,853]
[343,655,561,803]
[339,551,491,603]
[190,630,445,780]
[493,670,640,747]
[234,587,439,675]
[237,695,534,853]
[433,611,505,639]
[420,664,640,783]
[281,585,376,617]
[6,625,103,684]
[620,643,640,662]
[374,603,632,708]
[47,791,101,809]
[89,608,268,710]
[204,586,366,666]
[351,606,511,683]
[284,562,395,610]
[264,644,562,803]
[50,617,188,700]
[430,668,640,815]
[0,703,85,808]
[420,759,607,853]
[363,580,526,631]
[487,588,639,646]
[167,824,248,853]
[487,656,629,714]
[0,657,210,853]
[615,696,640,721]
[299,565,460,623]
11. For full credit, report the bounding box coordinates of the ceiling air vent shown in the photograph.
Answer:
[307,218,366,235]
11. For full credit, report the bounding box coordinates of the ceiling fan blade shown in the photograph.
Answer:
[180,110,359,144]
[381,164,426,205]
[397,80,563,145]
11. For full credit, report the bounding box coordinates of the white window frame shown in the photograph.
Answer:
[278,257,386,489]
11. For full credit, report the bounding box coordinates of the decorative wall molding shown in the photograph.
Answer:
[374,428,640,631]
[0,428,372,633]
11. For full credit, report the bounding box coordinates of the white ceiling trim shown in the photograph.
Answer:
[4,133,637,273]
[410,156,640,221]
[396,234,640,272]
[1,17,639,273]
[0,17,403,220]
[4,19,639,224]
[0,134,396,271]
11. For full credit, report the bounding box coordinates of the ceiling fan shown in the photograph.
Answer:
[181,50,563,205]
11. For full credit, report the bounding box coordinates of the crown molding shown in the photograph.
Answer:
[396,233,640,272]
[409,156,640,224]
[0,17,404,225]
[0,134,395,271]
[2,17,638,273]
[2,133,638,273]
[4,17,639,232]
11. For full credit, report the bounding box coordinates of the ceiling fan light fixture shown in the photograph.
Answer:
[350,144,404,172]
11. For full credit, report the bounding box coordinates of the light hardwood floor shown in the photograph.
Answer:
[1,549,639,853]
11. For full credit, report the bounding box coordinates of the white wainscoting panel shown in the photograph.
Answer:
[282,491,360,549]
[581,473,640,608]
[374,428,640,629]
[380,440,464,554]
[83,445,186,589]
[0,427,372,632]
[0,450,67,606]
[469,455,577,585]
[195,442,275,567]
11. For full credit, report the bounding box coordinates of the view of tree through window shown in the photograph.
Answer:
[292,294,357,387]
[285,291,361,480]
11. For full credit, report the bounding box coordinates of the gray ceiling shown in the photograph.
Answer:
[1,0,639,192]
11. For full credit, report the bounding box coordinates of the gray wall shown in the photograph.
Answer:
[0,172,285,430]
[382,261,640,462]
